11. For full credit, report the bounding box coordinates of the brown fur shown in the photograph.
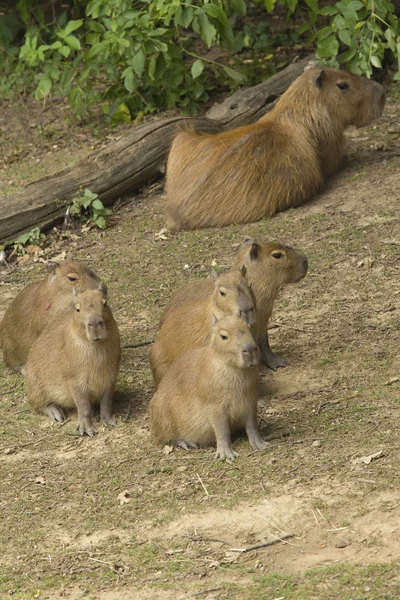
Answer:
[157,239,307,371]
[0,260,103,374]
[150,315,266,460]
[165,65,385,231]
[149,268,255,386]
[26,287,121,436]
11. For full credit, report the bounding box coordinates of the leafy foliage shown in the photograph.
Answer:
[69,188,112,229]
[1,0,399,118]
[4,227,45,255]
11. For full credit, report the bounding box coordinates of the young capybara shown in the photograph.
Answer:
[232,238,308,369]
[157,238,308,370]
[150,314,266,460]
[165,64,386,231]
[0,260,103,374]
[25,286,120,436]
[149,267,256,386]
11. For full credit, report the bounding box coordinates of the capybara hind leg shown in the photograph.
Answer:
[74,393,96,437]
[100,388,116,427]
[245,409,269,451]
[259,334,286,370]
[43,404,66,423]
[212,414,238,461]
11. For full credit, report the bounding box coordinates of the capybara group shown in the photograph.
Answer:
[165,64,385,231]
[26,286,120,436]
[149,266,255,385]
[0,260,103,374]
[150,315,267,460]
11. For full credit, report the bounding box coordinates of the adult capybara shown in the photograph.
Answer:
[0,260,103,374]
[165,64,385,231]
[26,287,120,437]
[150,315,266,460]
[149,267,255,386]
[158,238,308,370]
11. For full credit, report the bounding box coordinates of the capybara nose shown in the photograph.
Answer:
[242,343,257,356]
[88,317,104,328]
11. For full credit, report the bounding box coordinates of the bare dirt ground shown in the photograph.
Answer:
[0,93,400,600]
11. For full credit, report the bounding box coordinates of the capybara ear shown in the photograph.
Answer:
[312,69,325,88]
[98,281,108,297]
[239,264,247,278]
[46,261,59,272]
[304,60,317,71]
[241,236,254,246]
[211,313,218,328]
[249,242,260,260]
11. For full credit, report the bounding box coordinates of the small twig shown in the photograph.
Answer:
[196,472,210,497]
[229,533,295,553]
[58,418,71,428]
[122,340,153,349]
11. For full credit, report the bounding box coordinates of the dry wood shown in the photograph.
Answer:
[0,56,313,242]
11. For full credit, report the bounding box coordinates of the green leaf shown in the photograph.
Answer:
[319,6,338,15]
[338,29,352,46]
[181,7,194,28]
[222,66,247,83]
[59,45,71,58]
[393,72,400,81]
[35,77,52,100]
[64,35,81,51]
[230,0,247,16]
[86,42,105,59]
[191,59,204,79]
[194,12,216,48]
[263,0,277,12]
[123,66,136,92]
[64,19,83,36]
[340,45,357,63]
[370,55,382,69]
[92,199,105,210]
[132,48,145,76]
[94,216,106,228]
[298,23,311,35]
[317,34,339,58]
[87,20,105,33]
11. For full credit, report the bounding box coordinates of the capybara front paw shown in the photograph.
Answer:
[44,404,66,423]
[264,353,286,370]
[215,447,239,461]
[77,417,96,437]
[101,414,116,428]
[250,438,269,451]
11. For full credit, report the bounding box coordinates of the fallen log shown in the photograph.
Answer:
[0,56,312,242]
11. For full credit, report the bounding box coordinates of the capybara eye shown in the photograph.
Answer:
[219,290,226,296]
[67,275,78,282]
[220,334,228,340]
[336,82,349,90]
[272,252,283,259]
